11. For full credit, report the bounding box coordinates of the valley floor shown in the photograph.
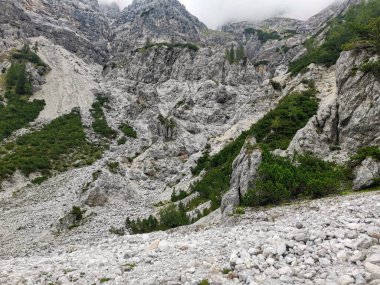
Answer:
[0,191,379,285]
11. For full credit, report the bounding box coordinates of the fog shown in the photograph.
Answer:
[98,0,341,28]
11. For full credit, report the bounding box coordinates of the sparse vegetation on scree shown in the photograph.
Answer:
[0,44,46,141]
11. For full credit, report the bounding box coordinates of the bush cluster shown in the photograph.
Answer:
[351,146,380,166]
[119,123,137,138]
[91,96,117,139]
[125,203,189,234]
[0,111,103,182]
[242,151,350,207]
[360,60,380,77]
[0,45,47,141]
[171,190,190,202]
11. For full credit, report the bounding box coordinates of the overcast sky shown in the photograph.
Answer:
[98,0,340,28]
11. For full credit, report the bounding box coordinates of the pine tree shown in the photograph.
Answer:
[228,46,235,64]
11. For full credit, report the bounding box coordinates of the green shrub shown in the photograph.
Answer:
[6,63,32,95]
[242,152,350,207]
[126,203,189,234]
[117,137,127,145]
[109,226,125,236]
[198,279,210,285]
[12,44,46,67]
[360,60,380,77]
[171,190,190,202]
[351,146,380,165]
[107,161,119,174]
[0,111,103,182]
[222,268,232,274]
[70,206,84,221]
[31,176,48,185]
[289,0,380,75]
[99,278,111,283]
[233,207,245,215]
[119,123,137,138]
[91,96,117,139]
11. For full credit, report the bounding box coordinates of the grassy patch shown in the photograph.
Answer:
[0,111,103,183]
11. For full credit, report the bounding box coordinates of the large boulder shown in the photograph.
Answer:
[353,157,380,190]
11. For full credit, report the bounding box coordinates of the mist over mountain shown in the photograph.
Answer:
[98,0,341,28]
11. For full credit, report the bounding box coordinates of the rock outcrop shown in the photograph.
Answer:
[221,138,262,215]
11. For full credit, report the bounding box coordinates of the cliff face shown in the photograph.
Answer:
[0,0,379,283]
[0,0,111,62]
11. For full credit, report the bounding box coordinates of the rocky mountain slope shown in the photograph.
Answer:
[0,0,379,284]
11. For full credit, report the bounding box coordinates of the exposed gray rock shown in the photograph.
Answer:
[353,158,380,190]
[221,138,262,215]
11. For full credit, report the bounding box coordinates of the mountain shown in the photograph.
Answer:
[0,0,379,284]
[112,0,207,52]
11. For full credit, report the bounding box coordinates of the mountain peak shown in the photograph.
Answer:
[113,0,206,49]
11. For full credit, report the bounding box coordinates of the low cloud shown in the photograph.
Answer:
[98,0,341,28]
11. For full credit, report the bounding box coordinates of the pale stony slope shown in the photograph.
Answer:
[31,37,101,121]
[0,191,379,285]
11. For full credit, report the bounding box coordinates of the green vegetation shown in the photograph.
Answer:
[119,123,137,138]
[117,136,127,145]
[0,111,103,183]
[125,203,190,234]
[233,206,245,215]
[122,263,136,272]
[91,96,116,139]
[171,189,190,202]
[289,0,380,75]
[109,226,125,236]
[351,146,380,165]
[222,268,232,274]
[107,161,120,174]
[158,114,176,129]
[12,44,46,67]
[198,279,210,285]
[360,59,380,77]
[242,151,350,207]
[70,206,84,221]
[99,278,111,283]
[225,45,246,64]
[245,28,281,43]
[0,46,47,141]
